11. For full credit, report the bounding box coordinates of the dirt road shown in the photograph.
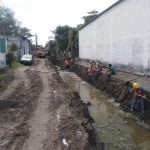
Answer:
[0,59,102,150]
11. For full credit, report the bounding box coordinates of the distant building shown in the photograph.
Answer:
[0,35,31,66]
[79,0,150,75]
[7,36,31,59]
[0,23,32,66]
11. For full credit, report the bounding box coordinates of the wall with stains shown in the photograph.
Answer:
[79,0,150,74]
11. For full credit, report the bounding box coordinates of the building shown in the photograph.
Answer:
[79,0,150,75]
[7,36,31,59]
[0,23,32,66]
[0,35,31,66]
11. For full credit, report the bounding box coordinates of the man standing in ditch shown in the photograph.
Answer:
[131,82,145,113]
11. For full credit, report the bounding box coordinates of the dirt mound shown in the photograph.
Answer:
[44,70,103,150]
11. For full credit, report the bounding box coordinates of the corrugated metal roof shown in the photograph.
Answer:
[79,0,125,30]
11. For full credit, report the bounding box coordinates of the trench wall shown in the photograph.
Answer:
[71,62,150,124]
[51,58,150,124]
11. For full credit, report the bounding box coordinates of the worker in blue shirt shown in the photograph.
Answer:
[107,64,116,76]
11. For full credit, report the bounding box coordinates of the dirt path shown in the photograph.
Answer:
[22,60,53,150]
[0,67,29,101]
[0,64,42,150]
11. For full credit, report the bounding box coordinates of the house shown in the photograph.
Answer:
[79,0,150,75]
[7,36,31,59]
[0,23,32,66]
[0,35,32,66]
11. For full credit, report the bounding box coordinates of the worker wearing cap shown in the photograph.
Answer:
[131,82,145,113]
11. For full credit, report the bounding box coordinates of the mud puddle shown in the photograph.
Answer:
[60,71,150,150]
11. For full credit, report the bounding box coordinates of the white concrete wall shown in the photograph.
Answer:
[79,0,150,74]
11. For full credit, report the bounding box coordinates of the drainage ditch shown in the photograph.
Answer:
[60,71,150,150]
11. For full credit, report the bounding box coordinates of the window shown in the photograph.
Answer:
[0,38,6,53]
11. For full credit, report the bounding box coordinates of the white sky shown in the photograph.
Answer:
[2,0,118,45]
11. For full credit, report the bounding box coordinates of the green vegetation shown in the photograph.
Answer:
[47,10,98,59]
[0,6,32,37]
[11,61,24,69]
[50,26,78,58]
[0,6,15,26]
[0,74,6,80]
[82,10,99,24]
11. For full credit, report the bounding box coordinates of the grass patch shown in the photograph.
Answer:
[0,74,6,80]
[11,61,24,69]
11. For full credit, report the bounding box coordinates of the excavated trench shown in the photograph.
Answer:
[51,58,150,150]
[59,70,150,150]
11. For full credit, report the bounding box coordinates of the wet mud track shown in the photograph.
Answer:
[0,59,101,150]
[0,66,42,150]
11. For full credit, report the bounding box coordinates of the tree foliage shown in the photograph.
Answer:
[82,10,99,24]
[52,25,79,58]
[0,6,16,25]
[9,43,18,52]
[54,25,71,51]
[19,27,32,38]
[0,6,32,38]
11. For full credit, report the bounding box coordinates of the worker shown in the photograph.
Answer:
[93,63,103,79]
[107,64,116,76]
[64,59,69,69]
[131,82,145,113]
[87,66,94,83]
[87,67,94,82]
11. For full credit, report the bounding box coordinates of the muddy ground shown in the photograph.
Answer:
[67,62,150,125]
[0,69,14,93]
[51,58,150,125]
[0,59,103,150]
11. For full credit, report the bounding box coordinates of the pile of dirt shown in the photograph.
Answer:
[44,69,103,150]
[0,70,43,150]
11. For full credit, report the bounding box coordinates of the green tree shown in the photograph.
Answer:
[53,25,79,58]
[82,10,99,24]
[19,27,32,37]
[9,43,18,52]
[53,26,78,56]
[0,6,16,25]
[0,6,32,38]
[54,25,71,52]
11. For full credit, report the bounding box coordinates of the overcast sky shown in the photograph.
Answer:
[2,0,118,45]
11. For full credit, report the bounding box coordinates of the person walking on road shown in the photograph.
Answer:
[131,82,145,113]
